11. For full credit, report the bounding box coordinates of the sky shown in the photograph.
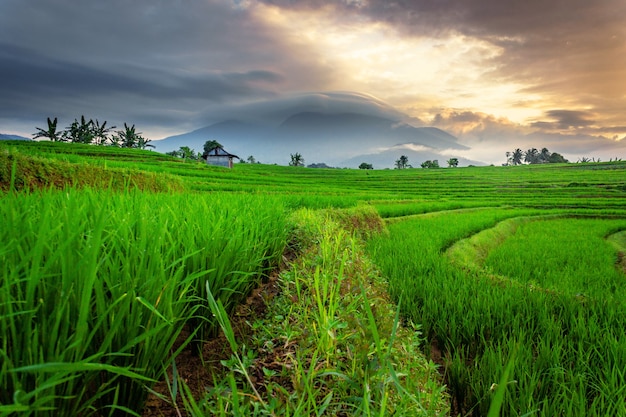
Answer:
[1,0,626,165]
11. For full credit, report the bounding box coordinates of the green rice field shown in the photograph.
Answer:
[1,140,626,416]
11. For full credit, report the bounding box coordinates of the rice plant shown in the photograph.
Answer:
[0,188,287,415]
[367,210,626,416]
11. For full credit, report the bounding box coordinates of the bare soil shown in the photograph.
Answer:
[140,271,278,416]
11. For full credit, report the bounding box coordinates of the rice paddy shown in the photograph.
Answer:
[1,140,626,416]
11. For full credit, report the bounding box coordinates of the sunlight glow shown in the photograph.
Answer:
[252,4,546,125]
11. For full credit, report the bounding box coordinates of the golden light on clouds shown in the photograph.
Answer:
[251,3,551,127]
[3,0,626,163]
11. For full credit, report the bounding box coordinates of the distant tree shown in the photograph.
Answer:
[33,117,63,142]
[247,155,256,164]
[178,146,197,160]
[510,148,524,165]
[539,147,551,163]
[421,160,439,169]
[395,155,410,169]
[64,116,94,143]
[447,158,459,168]
[548,152,568,163]
[109,133,122,147]
[578,157,591,163]
[524,148,540,164]
[165,150,181,158]
[136,135,154,150]
[359,162,374,170]
[115,123,143,148]
[92,119,115,146]
[289,152,304,167]
[307,162,333,168]
[202,140,223,158]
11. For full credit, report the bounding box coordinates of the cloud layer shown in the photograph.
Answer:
[1,0,625,164]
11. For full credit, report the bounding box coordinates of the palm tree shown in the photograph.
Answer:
[289,153,304,166]
[539,148,551,163]
[33,117,63,141]
[511,148,524,165]
[524,148,539,164]
[447,157,459,168]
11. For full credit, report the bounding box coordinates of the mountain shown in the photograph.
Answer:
[0,133,30,140]
[152,92,471,168]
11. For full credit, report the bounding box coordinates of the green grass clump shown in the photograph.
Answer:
[0,188,288,415]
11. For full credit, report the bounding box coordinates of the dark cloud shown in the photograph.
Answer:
[530,110,596,131]
[0,41,283,134]
[206,91,409,125]
[1,0,625,163]
[0,0,333,135]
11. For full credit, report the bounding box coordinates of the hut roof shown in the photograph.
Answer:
[205,146,239,159]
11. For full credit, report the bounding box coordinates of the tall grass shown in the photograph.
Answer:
[367,209,626,416]
[483,218,626,298]
[0,188,287,415]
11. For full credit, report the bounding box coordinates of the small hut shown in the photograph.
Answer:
[203,146,240,168]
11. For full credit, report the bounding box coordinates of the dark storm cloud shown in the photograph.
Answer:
[2,0,625,163]
[530,110,596,131]
[0,0,330,135]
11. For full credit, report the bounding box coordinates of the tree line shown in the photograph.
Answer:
[505,148,568,165]
[33,117,153,149]
[390,156,459,169]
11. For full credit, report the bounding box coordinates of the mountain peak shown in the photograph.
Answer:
[153,92,469,167]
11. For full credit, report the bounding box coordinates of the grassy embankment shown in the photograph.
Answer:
[2,140,626,416]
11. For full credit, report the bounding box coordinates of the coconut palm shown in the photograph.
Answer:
[524,148,540,164]
[289,152,304,167]
[511,148,524,165]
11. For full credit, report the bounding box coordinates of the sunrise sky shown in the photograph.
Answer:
[1,0,625,164]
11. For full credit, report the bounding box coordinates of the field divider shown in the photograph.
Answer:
[174,206,450,416]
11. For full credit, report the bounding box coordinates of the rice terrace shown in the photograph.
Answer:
[2,139,626,416]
